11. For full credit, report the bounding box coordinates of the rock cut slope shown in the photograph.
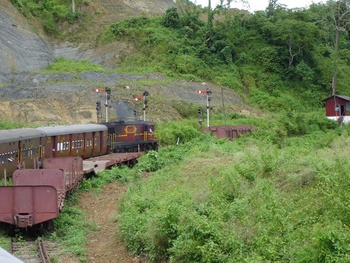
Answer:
[0,0,254,125]
[0,0,55,83]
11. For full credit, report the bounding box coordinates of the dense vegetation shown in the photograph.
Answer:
[117,117,350,262]
[4,0,350,262]
[10,0,350,112]
[98,0,350,112]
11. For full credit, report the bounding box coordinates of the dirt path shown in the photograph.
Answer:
[78,183,136,263]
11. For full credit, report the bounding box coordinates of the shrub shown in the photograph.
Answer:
[156,120,201,146]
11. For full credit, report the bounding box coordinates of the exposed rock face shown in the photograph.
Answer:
[0,2,55,83]
[0,0,176,84]
[0,0,253,125]
[123,0,174,12]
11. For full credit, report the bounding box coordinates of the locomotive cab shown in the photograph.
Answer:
[105,120,158,153]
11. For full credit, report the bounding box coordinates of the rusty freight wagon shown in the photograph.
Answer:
[0,157,83,229]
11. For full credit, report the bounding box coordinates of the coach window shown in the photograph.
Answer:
[63,142,69,150]
[7,152,15,162]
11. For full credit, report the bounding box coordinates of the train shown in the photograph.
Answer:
[0,120,158,179]
[0,120,158,230]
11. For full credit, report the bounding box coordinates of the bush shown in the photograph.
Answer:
[156,120,201,146]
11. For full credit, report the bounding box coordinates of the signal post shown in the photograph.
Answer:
[93,87,111,123]
[133,91,149,121]
[196,89,212,128]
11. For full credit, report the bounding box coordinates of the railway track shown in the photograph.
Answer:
[11,237,51,263]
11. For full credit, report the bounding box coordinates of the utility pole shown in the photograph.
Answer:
[221,86,226,125]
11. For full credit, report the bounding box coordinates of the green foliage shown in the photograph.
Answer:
[79,166,140,192]
[12,0,350,113]
[119,117,350,261]
[9,2,350,261]
[0,120,26,129]
[48,165,140,260]
[11,0,81,34]
[163,7,181,28]
[42,57,105,73]
[278,111,338,136]
[155,120,202,146]
[52,204,91,261]
[0,231,10,250]
[171,101,200,118]
[137,151,165,172]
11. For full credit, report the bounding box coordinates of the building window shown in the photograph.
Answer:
[347,103,350,111]
[335,104,340,111]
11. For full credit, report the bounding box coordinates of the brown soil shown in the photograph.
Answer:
[78,183,139,263]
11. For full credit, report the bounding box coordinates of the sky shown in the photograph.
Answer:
[194,0,327,12]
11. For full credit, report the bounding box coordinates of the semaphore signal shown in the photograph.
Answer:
[133,94,144,102]
[93,88,106,93]
[196,89,212,128]
[133,91,149,121]
[93,87,111,122]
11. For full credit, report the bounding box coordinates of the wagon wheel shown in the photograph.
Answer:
[39,223,44,236]
[46,220,54,231]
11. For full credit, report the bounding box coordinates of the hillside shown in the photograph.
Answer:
[0,0,255,125]
[4,1,350,263]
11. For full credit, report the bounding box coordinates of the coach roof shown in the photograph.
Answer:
[0,128,45,143]
[37,124,107,136]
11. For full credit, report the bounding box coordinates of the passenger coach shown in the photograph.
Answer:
[0,128,45,178]
[38,124,108,159]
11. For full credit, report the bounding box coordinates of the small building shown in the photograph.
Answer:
[324,95,350,124]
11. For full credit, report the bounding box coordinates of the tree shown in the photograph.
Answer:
[330,0,350,95]
[262,10,318,69]
[266,0,278,17]
[163,7,181,28]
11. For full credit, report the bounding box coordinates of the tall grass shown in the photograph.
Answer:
[0,120,27,129]
[40,57,105,73]
[119,120,350,262]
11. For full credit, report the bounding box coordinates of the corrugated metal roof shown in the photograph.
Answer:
[323,94,350,101]
[0,128,45,143]
[0,248,24,263]
[37,124,107,136]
